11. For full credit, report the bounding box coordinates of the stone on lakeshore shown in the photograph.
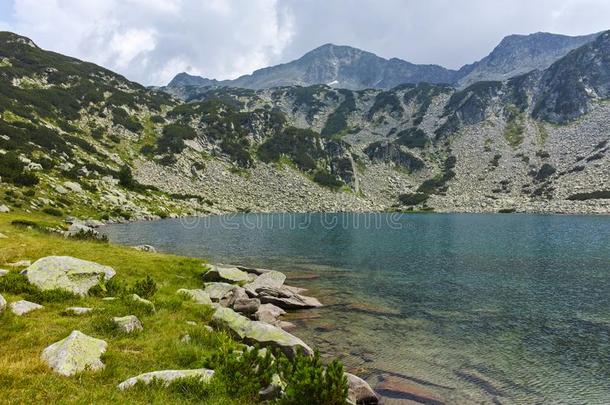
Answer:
[11,300,43,316]
[41,330,107,376]
[283,285,308,295]
[202,264,250,284]
[0,204,9,213]
[117,369,215,391]
[257,287,323,310]
[236,265,274,275]
[84,219,105,228]
[130,294,155,312]
[212,307,312,359]
[25,256,115,296]
[244,270,286,296]
[66,223,100,238]
[65,307,93,315]
[203,282,238,301]
[177,289,213,305]
[346,373,379,405]
[233,298,260,315]
[0,269,8,277]
[220,286,248,308]
[255,303,286,324]
[0,293,6,313]
[113,315,143,333]
[133,244,157,253]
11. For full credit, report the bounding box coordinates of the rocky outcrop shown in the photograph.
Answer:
[25,256,115,296]
[41,330,107,376]
[10,300,43,316]
[117,369,215,391]
[113,315,143,333]
[212,306,313,359]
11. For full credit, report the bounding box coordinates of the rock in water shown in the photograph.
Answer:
[257,287,323,309]
[113,315,143,333]
[255,303,286,324]
[177,289,213,305]
[25,256,115,296]
[212,306,312,359]
[346,373,379,405]
[0,293,6,313]
[202,264,250,284]
[10,300,43,316]
[41,330,107,376]
[117,369,215,390]
[244,270,286,296]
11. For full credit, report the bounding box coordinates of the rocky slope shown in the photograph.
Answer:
[1,31,609,219]
[166,31,602,93]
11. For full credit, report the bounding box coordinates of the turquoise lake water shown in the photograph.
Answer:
[103,213,610,404]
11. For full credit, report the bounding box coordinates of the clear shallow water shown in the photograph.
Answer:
[103,213,610,404]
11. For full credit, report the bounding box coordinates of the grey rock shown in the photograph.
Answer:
[244,270,286,296]
[25,256,115,296]
[346,373,379,405]
[113,315,143,333]
[41,331,107,376]
[0,293,6,313]
[65,307,93,315]
[233,298,260,315]
[213,306,313,359]
[130,294,155,312]
[11,300,43,316]
[255,303,286,324]
[133,244,157,253]
[0,204,9,213]
[219,286,248,308]
[203,282,238,302]
[202,264,250,284]
[117,369,214,391]
[178,289,213,305]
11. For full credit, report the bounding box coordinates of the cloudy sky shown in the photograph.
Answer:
[0,0,609,85]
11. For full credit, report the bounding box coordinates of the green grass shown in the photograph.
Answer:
[0,210,245,404]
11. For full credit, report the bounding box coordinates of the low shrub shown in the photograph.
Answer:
[130,275,157,299]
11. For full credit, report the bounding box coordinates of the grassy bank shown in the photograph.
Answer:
[0,210,347,404]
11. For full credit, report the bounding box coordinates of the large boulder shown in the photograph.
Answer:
[11,300,43,316]
[244,270,286,296]
[0,293,6,313]
[41,330,107,376]
[212,307,312,359]
[25,256,115,296]
[257,287,322,310]
[346,373,379,405]
[113,315,143,333]
[203,282,238,302]
[202,264,250,285]
[220,286,249,308]
[177,289,213,305]
[117,369,215,391]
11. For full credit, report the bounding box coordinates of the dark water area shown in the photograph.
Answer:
[103,213,610,404]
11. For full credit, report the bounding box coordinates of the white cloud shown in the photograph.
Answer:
[1,0,609,85]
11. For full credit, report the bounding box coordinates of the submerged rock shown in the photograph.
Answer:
[11,300,43,316]
[25,256,115,296]
[257,287,323,310]
[212,306,312,359]
[113,315,143,333]
[178,289,213,305]
[117,369,215,391]
[346,373,379,405]
[202,264,250,284]
[41,330,107,376]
